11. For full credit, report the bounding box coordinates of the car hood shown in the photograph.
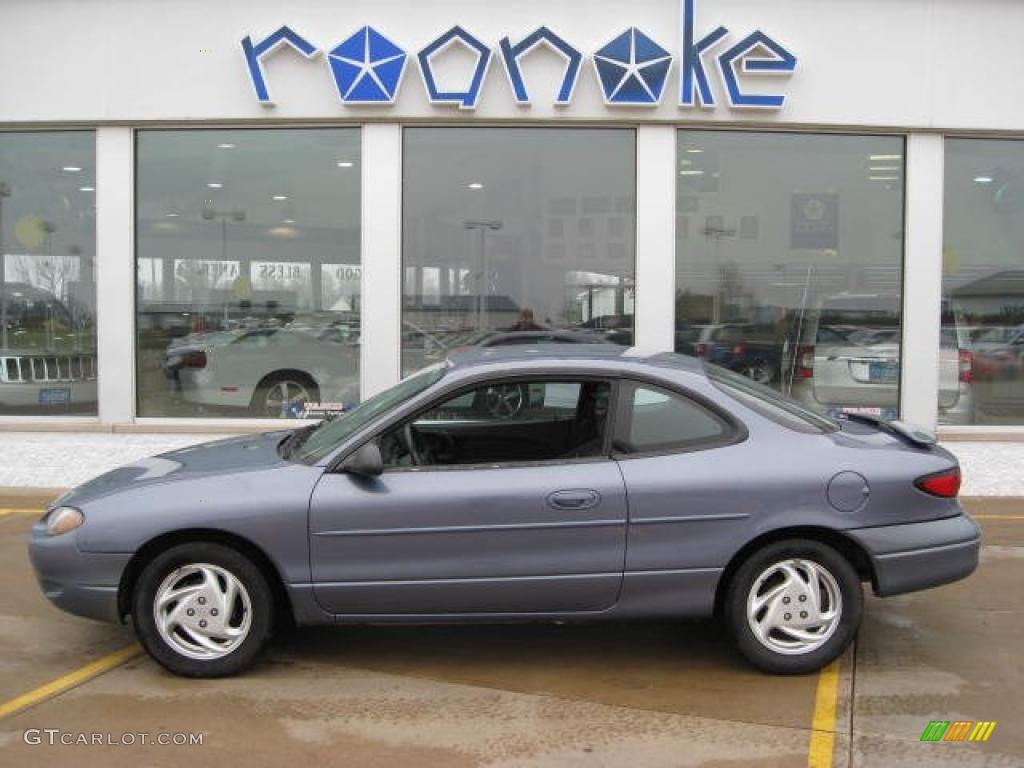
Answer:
[56,430,294,507]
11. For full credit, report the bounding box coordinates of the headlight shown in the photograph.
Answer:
[45,506,84,536]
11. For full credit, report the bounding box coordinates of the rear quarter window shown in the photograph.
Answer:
[614,382,737,455]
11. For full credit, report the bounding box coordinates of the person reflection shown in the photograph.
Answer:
[506,308,545,332]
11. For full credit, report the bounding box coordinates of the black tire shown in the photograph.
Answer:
[724,539,862,675]
[132,542,273,678]
[250,372,319,418]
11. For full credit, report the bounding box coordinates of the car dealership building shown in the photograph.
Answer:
[1,0,1023,438]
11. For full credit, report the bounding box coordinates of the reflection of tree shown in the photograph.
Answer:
[10,254,74,302]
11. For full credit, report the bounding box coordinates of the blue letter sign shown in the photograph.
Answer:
[499,27,582,106]
[241,26,319,106]
[418,26,493,109]
[240,1,797,111]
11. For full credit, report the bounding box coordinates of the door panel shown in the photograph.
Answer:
[309,461,627,615]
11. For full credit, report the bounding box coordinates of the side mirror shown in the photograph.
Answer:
[341,441,383,477]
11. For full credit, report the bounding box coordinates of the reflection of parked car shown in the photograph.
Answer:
[450,328,615,351]
[971,325,1024,378]
[676,323,782,385]
[31,347,979,678]
[787,295,970,423]
[969,324,1024,421]
[577,314,634,345]
[0,283,96,412]
[165,323,359,417]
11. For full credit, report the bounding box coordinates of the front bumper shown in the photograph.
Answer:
[27,521,131,623]
[847,513,981,597]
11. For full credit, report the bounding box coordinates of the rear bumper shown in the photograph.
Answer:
[846,513,981,597]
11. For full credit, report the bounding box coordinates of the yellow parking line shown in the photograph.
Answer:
[807,657,841,768]
[0,643,142,720]
[0,508,43,517]
[973,514,1024,520]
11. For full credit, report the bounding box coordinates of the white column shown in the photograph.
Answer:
[901,133,945,430]
[359,124,402,398]
[634,125,676,354]
[95,127,136,425]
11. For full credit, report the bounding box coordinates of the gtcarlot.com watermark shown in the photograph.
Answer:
[23,729,203,746]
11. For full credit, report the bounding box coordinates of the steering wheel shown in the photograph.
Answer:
[485,383,525,419]
[402,422,423,465]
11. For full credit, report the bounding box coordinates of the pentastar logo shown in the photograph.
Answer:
[241,0,797,111]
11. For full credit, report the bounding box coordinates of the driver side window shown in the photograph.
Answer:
[378,379,612,469]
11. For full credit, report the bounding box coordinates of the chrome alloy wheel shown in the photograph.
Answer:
[153,563,252,660]
[746,558,842,655]
[263,379,311,417]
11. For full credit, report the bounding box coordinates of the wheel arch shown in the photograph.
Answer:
[255,368,320,392]
[712,526,876,618]
[117,528,295,629]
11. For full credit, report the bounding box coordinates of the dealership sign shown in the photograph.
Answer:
[241,0,797,110]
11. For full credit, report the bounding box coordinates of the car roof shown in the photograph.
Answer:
[444,344,704,374]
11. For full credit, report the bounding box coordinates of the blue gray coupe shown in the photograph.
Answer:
[29,347,980,677]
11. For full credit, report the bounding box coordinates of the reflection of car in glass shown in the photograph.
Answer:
[676,323,782,384]
[164,320,359,418]
[446,328,615,353]
[969,324,1024,421]
[0,283,96,412]
[576,314,634,345]
[971,325,1024,378]
[787,295,970,423]
[31,347,978,678]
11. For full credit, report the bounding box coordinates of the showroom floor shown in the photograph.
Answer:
[0,495,1021,767]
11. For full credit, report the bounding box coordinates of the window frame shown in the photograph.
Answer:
[610,379,747,460]
[343,373,623,474]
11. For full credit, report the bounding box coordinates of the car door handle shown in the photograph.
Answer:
[547,489,601,511]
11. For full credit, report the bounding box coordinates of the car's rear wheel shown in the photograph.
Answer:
[725,539,862,674]
[251,372,318,418]
[132,542,273,677]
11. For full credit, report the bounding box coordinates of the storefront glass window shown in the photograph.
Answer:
[674,131,907,419]
[135,128,361,418]
[401,128,635,375]
[0,132,97,416]
[942,139,1024,425]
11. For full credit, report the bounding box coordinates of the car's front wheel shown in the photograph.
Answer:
[132,542,273,677]
[725,539,862,674]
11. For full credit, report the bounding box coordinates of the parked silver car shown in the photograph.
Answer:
[29,346,978,677]
[787,294,972,423]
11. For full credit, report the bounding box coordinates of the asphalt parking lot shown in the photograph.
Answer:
[0,495,1021,768]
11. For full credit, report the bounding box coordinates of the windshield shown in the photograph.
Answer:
[705,363,837,434]
[290,363,448,463]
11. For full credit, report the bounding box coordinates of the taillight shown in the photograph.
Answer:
[796,344,814,379]
[180,350,207,368]
[915,467,961,498]
[733,343,746,356]
[694,343,707,357]
[958,349,974,384]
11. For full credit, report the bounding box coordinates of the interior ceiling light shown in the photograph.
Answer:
[467,182,484,190]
